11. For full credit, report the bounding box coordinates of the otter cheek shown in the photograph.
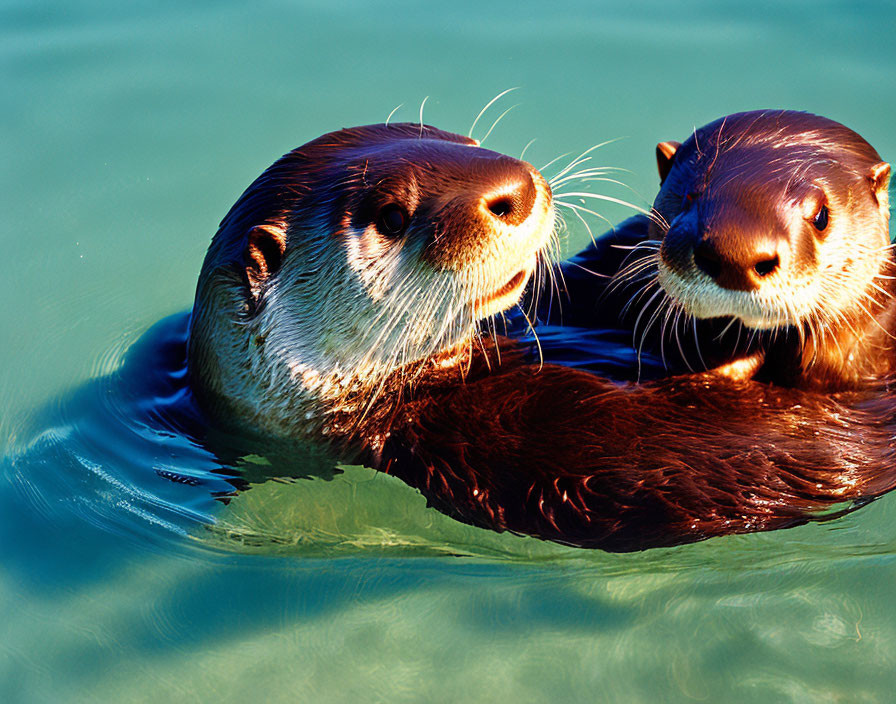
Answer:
[343,227,403,301]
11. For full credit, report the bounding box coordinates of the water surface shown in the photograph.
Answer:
[3,1,896,701]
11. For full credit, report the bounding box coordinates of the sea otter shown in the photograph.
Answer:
[189,122,556,440]
[532,110,892,390]
[184,121,896,551]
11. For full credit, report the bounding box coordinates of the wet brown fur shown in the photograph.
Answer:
[189,120,896,553]
[537,111,893,391]
[339,337,896,552]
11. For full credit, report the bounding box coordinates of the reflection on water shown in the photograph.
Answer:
[4,0,896,700]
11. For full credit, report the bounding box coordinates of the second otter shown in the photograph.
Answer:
[537,110,892,390]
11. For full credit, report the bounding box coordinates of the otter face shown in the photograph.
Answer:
[651,111,891,331]
[189,123,554,433]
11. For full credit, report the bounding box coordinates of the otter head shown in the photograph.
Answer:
[652,110,891,332]
[188,123,554,437]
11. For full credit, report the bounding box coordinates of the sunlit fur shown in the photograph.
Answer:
[188,123,555,439]
[609,111,892,384]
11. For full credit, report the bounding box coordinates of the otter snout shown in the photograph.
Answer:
[419,149,551,271]
[692,237,783,291]
[662,204,790,292]
[480,168,537,227]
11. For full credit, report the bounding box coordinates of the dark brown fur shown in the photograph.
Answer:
[534,110,893,390]
[188,120,896,553]
[339,338,896,552]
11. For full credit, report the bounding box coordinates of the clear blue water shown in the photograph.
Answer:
[3,1,896,701]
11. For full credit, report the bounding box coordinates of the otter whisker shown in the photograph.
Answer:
[607,250,659,296]
[715,316,739,342]
[539,152,572,175]
[648,207,670,233]
[549,139,624,184]
[486,312,502,366]
[418,96,429,138]
[473,327,493,371]
[558,202,597,245]
[548,165,620,181]
[632,287,664,347]
[609,241,662,250]
[789,297,807,348]
[620,277,659,319]
[855,295,896,340]
[385,104,404,125]
[545,256,564,319]
[691,316,709,371]
[658,296,678,368]
[560,175,639,191]
[705,114,728,177]
[868,280,895,300]
[673,306,698,373]
[480,104,519,145]
[632,288,666,379]
[730,319,744,357]
[468,87,519,140]
[554,190,657,222]
[607,266,658,305]
[519,138,537,162]
[529,254,552,319]
[515,303,543,370]
[548,169,621,189]
[544,245,567,320]
[553,174,658,222]
[553,199,615,233]
[609,244,660,275]
[564,261,610,279]
[608,256,658,288]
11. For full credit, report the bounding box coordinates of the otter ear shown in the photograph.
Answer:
[869,161,891,207]
[656,141,681,185]
[244,224,287,293]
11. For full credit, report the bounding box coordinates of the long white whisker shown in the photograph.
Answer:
[554,200,615,231]
[418,96,429,137]
[480,104,519,145]
[520,138,537,161]
[692,317,708,370]
[554,191,653,217]
[468,87,519,139]
[550,139,625,183]
[385,104,403,125]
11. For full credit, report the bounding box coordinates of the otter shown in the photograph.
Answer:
[189,122,555,440]
[185,121,896,552]
[532,110,892,390]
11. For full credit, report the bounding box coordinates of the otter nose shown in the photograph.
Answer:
[693,238,781,291]
[480,170,537,227]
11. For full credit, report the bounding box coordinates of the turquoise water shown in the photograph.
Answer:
[3,1,896,701]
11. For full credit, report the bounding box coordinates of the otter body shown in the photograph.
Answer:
[185,121,896,551]
[537,110,892,390]
[352,340,896,551]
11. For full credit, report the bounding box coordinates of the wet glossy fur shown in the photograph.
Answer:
[188,121,896,552]
[535,111,893,390]
[344,338,896,551]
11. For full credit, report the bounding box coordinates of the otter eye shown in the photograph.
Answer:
[683,191,698,207]
[812,204,829,232]
[376,204,408,237]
